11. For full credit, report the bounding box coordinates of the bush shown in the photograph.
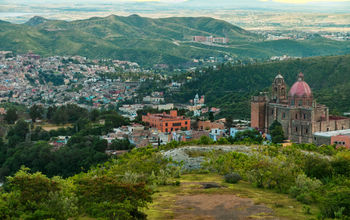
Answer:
[319,186,350,218]
[217,137,230,145]
[289,174,322,204]
[224,172,242,184]
[303,155,333,180]
[198,136,212,145]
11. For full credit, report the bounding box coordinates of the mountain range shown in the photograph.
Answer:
[1,15,350,67]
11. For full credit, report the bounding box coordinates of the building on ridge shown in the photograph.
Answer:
[251,72,350,144]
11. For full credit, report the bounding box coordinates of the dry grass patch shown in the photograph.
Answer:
[146,174,319,220]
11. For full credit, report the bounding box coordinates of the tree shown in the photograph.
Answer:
[89,109,100,122]
[233,129,263,144]
[320,185,350,218]
[3,167,78,219]
[303,155,333,180]
[0,137,6,165]
[225,116,233,129]
[29,104,44,122]
[109,139,135,151]
[4,108,18,124]
[269,120,285,144]
[209,111,214,122]
[191,117,199,130]
[74,175,152,219]
[46,106,57,120]
[7,120,30,146]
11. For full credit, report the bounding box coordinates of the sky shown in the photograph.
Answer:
[3,0,350,5]
[1,0,350,18]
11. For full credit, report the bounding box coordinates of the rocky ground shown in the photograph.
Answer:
[162,145,256,170]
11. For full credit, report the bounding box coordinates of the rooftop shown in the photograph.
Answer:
[313,129,350,137]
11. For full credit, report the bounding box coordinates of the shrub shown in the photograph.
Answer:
[224,172,242,184]
[74,175,152,219]
[303,155,333,180]
[332,152,350,177]
[217,137,230,145]
[289,174,322,204]
[319,186,350,218]
[199,136,212,145]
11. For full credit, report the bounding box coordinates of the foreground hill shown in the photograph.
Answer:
[168,54,350,118]
[1,15,350,66]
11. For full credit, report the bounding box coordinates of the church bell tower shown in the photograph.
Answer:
[272,74,287,103]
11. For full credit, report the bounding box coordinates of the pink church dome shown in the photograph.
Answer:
[288,72,312,97]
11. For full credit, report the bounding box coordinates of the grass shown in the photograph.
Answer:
[35,122,72,131]
[146,173,319,220]
[183,149,208,158]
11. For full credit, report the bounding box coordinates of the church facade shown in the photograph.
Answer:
[251,72,350,143]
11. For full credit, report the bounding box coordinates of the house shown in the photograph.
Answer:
[210,128,226,141]
[197,120,225,130]
[313,129,350,147]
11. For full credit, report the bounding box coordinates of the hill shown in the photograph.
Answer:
[168,54,350,118]
[0,15,350,67]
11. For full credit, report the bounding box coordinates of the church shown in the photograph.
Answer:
[251,72,350,144]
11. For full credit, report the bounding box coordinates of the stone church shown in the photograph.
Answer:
[251,72,350,143]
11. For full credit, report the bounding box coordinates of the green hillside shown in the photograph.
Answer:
[1,15,350,67]
[168,55,350,118]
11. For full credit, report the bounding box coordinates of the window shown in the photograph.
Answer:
[282,112,286,119]
[327,128,329,131]
[298,100,302,106]
[305,128,308,134]
[304,114,306,120]
[171,128,173,131]
[173,122,181,126]
[185,121,188,125]
[165,123,168,126]
[295,114,298,119]
[291,99,295,106]
[272,109,274,115]
[165,128,168,132]
[295,127,298,132]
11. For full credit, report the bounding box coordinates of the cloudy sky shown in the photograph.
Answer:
[3,0,350,5]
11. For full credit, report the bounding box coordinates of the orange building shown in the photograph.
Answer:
[142,110,190,133]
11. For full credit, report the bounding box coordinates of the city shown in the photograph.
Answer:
[0,0,350,219]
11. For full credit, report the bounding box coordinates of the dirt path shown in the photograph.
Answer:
[173,193,275,220]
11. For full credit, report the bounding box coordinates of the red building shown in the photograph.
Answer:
[332,135,350,148]
[142,110,190,133]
